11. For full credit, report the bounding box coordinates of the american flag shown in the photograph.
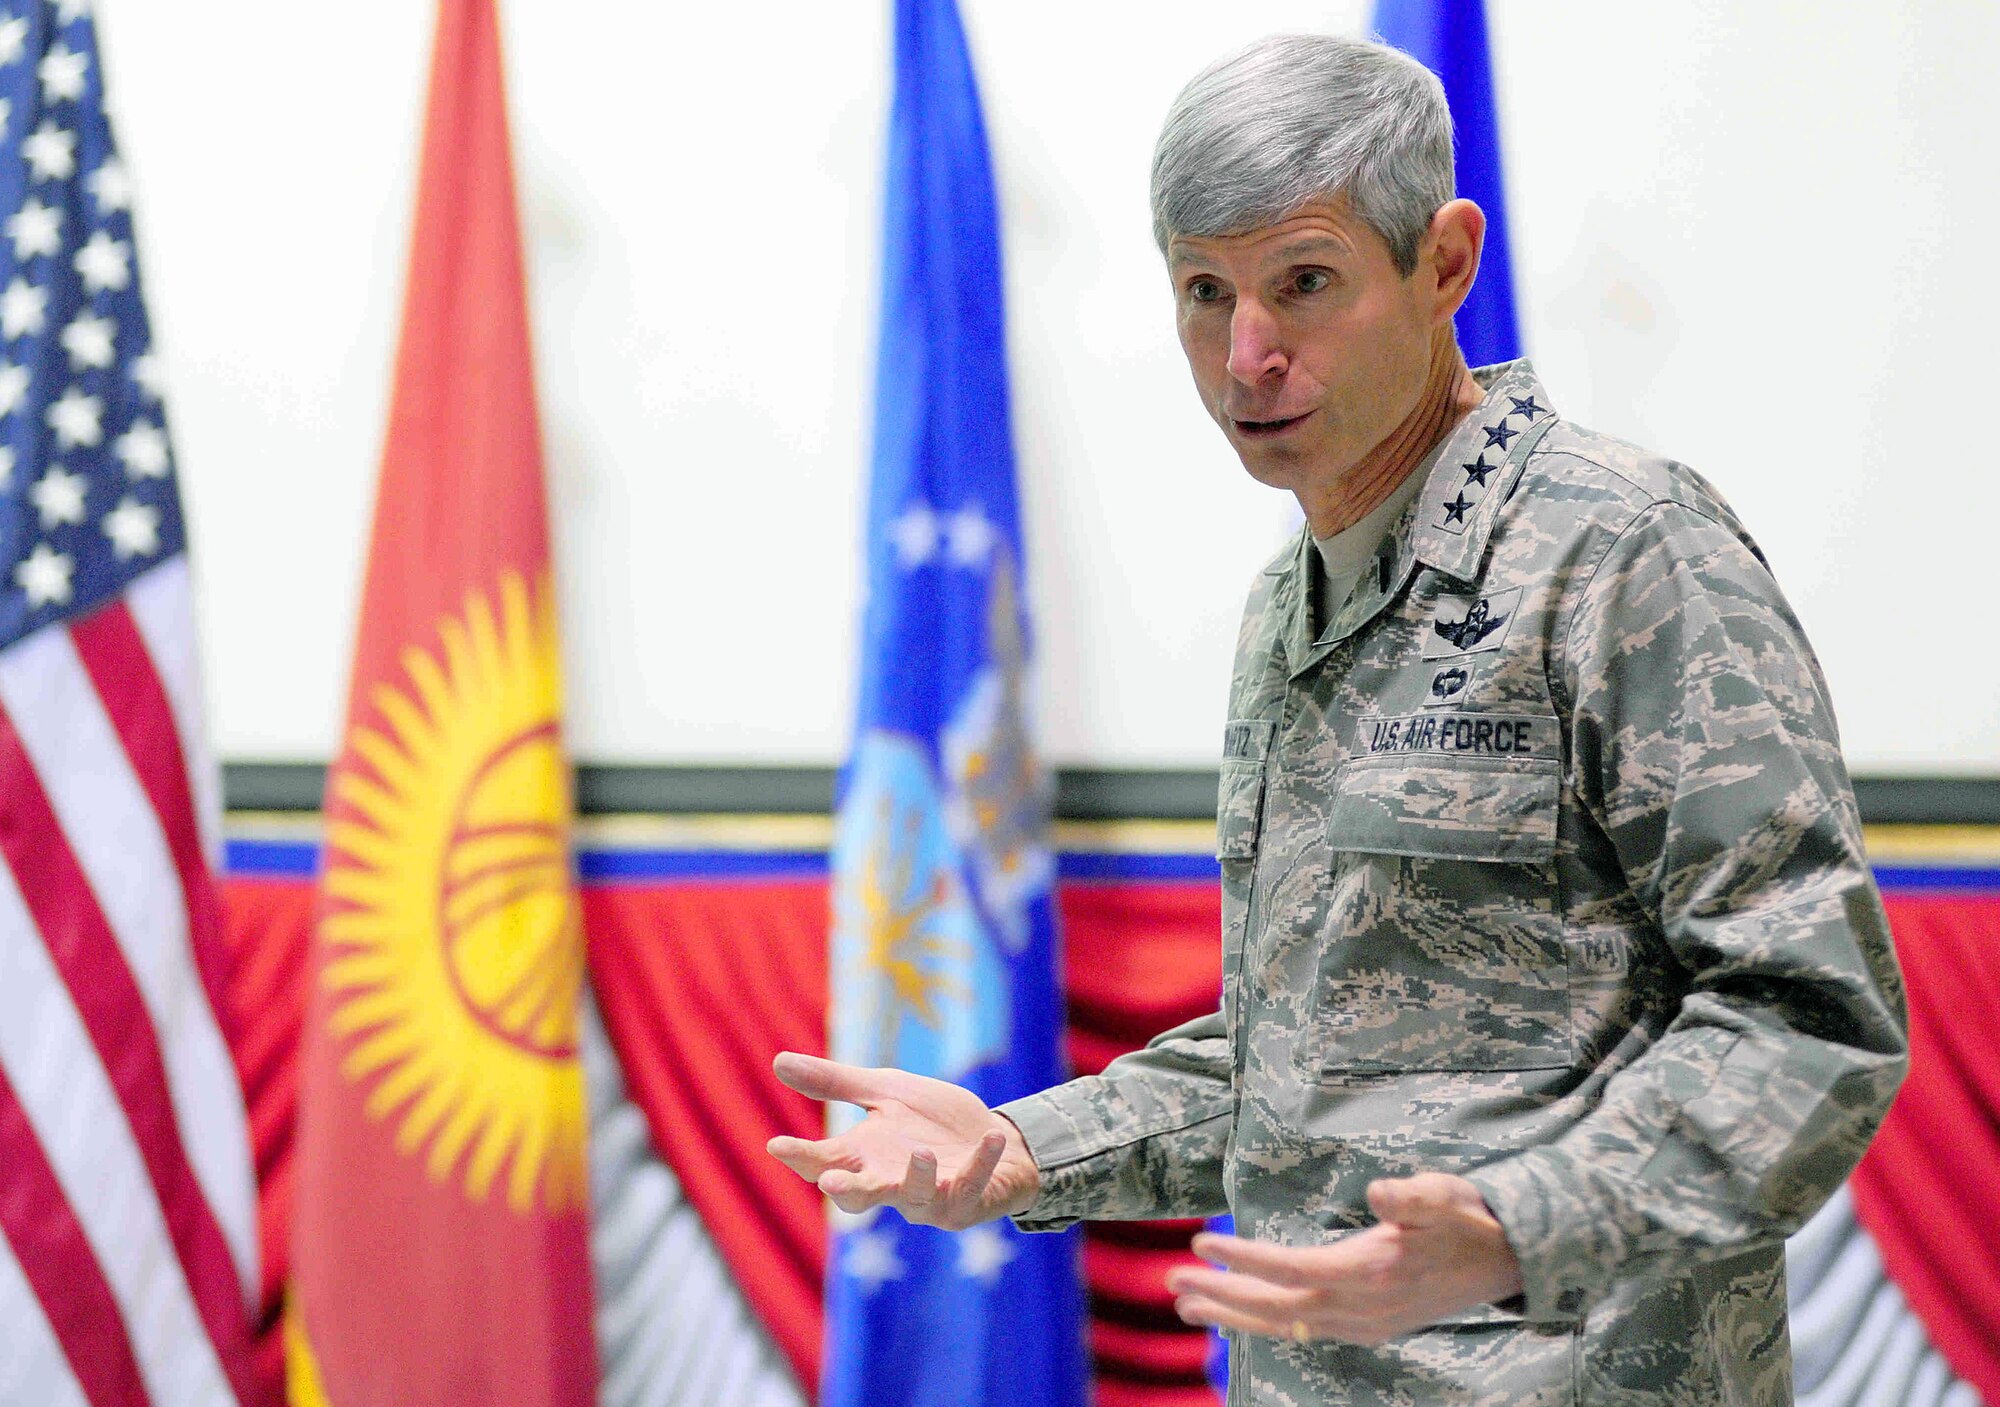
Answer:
[0,4,260,1405]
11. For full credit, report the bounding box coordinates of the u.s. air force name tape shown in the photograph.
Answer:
[1358,711,1558,759]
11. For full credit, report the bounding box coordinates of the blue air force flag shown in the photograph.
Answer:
[1373,0,1522,366]
[821,1,1089,1404]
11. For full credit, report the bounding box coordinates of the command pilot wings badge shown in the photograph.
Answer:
[1421,587,1523,659]
[1436,600,1507,651]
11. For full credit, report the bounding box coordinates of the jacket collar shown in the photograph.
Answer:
[1405,359,1555,582]
[1269,359,1556,678]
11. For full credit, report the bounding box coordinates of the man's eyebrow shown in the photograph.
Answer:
[1273,237,1351,261]
[1167,235,1353,270]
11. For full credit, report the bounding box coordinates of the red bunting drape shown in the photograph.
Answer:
[219,869,1225,1407]
[219,865,1998,1407]
[1850,894,2000,1404]
[584,877,1226,1406]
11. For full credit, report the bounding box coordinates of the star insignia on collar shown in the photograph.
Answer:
[1441,492,1473,525]
[1462,459,1495,487]
[1508,395,1545,419]
[1483,421,1519,450]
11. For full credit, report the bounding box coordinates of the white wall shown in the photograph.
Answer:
[91,0,2000,774]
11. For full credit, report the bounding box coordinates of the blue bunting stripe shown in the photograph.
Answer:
[223,835,2000,895]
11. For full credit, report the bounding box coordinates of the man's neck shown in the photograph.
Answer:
[1299,336,1485,538]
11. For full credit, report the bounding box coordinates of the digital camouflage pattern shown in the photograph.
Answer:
[1000,361,1908,1405]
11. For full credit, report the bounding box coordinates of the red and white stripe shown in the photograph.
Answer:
[0,559,260,1407]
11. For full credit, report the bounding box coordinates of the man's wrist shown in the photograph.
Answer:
[993,1111,1042,1217]
[1463,1156,1590,1323]
[1469,1189,1525,1305]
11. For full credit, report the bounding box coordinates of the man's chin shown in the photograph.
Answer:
[1233,451,1315,497]
[1229,431,1317,478]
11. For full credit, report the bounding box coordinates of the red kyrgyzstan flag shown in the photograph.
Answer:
[285,1,597,1402]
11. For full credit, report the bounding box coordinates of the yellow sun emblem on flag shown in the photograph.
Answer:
[320,569,588,1214]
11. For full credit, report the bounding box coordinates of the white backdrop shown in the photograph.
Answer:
[90,0,2000,774]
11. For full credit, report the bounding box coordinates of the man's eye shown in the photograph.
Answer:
[1188,279,1224,303]
[1295,270,1332,294]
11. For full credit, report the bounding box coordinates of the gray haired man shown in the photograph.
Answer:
[770,33,1907,1405]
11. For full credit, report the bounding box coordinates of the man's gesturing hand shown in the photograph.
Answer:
[766,1052,1041,1229]
[1166,1173,1524,1347]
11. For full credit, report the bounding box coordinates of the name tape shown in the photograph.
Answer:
[1222,719,1276,761]
[1358,711,1557,759]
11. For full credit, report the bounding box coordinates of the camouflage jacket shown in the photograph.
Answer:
[1000,361,1908,1405]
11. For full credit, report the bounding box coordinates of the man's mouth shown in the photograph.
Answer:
[1231,410,1312,439]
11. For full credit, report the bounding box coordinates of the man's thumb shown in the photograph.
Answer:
[1366,1172,1466,1228]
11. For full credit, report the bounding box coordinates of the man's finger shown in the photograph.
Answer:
[773,1051,881,1108]
[1199,1226,1406,1286]
[1176,1290,1399,1348]
[1165,1265,1312,1319]
[903,1148,938,1209]
[1188,1232,1347,1290]
[823,1186,881,1216]
[1367,1173,1488,1230]
[766,1134,857,1180]
[946,1131,1006,1219]
[1172,1292,1292,1340]
[817,1167,892,1215]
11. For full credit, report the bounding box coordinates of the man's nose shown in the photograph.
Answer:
[1225,300,1287,384]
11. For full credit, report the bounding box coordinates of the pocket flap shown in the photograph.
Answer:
[1331,753,1559,863]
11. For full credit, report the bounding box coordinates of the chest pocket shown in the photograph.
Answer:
[1312,751,1573,1075]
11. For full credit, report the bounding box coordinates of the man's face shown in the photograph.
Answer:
[1168,198,1437,496]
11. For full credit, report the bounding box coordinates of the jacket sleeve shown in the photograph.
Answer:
[1464,499,1908,1322]
[997,1010,1234,1231]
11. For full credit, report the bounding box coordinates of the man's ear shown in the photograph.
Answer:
[1424,198,1486,323]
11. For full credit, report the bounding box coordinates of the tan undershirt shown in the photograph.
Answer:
[1312,463,1428,622]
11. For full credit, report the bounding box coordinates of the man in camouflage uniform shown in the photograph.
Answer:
[771,33,1907,1405]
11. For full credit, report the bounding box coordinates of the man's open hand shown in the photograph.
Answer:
[1166,1173,1524,1346]
[766,1052,1041,1229]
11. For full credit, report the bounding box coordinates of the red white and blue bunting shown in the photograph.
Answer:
[219,817,2000,1407]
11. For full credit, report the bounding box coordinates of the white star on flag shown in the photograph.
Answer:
[955,1224,1017,1286]
[946,505,998,567]
[889,501,939,567]
[61,310,113,369]
[86,157,131,213]
[843,1230,907,1294]
[102,496,159,561]
[13,542,73,607]
[0,363,30,417]
[131,349,163,398]
[115,420,168,479]
[0,18,25,67]
[7,199,60,260]
[22,121,76,182]
[29,465,86,529]
[74,230,130,293]
[0,446,14,489]
[55,0,92,22]
[46,386,102,448]
[37,44,86,104]
[1,278,46,339]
